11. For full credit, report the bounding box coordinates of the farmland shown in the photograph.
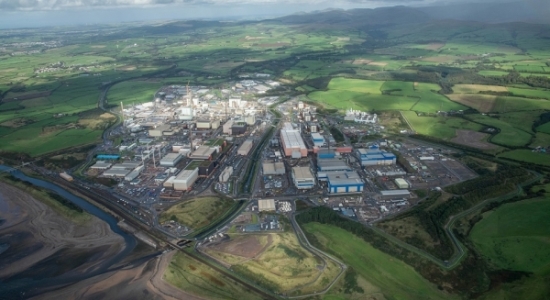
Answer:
[160,197,235,230]
[302,223,454,300]
[401,111,483,140]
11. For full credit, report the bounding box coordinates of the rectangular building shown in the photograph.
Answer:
[317,159,351,172]
[292,166,315,189]
[263,162,285,175]
[380,190,411,199]
[160,153,183,167]
[281,123,308,157]
[238,139,254,156]
[190,146,216,160]
[199,160,218,177]
[223,120,234,134]
[357,148,396,166]
[231,123,247,135]
[394,178,409,189]
[219,166,233,183]
[258,199,276,212]
[327,171,363,194]
[173,168,199,190]
[311,133,325,147]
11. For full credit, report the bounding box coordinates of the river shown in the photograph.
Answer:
[0,165,137,299]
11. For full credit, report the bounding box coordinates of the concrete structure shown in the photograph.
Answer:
[281,123,308,157]
[173,168,199,190]
[262,162,285,175]
[222,120,234,134]
[419,156,435,161]
[311,133,325,147]
[199,160,218,177]
[90,161,112,170]
[59,172,73,181]
[327,171,363,193]
[380,190,411,199]
[149,125,171,137]
[394,178,409,189]
[160,153,183,167]
[292,166,315,189]
[219,166,233,183]
[125,166,143,181]
[258,199,276,212]
[244,115,256,125]
[317,159,351,172]
[163,176,176,188]
[190,146,216,160]
[357,147,396,166]
[103,169,131,178]
[238,139,254,156]
[196,120,211,129]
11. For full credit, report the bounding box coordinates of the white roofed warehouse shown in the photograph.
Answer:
[160,153,183,167]
[292,166,315,189]
[173,168,199,191]
[280,122,308,157]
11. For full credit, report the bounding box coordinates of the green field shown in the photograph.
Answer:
[303,223,454,300]
[498,150,550,166]
[537,122,550,134]
[106,80,161,107]
[470,197,550,273]
[467,115,532,147]
[165,251,263,300]
[160,197,235,230]
[402,111,483,139]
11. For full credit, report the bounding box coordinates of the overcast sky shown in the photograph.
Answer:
[0,0,546,28]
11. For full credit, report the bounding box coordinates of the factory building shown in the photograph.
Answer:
[394,178,410,189]
[160,153,183,167]
[103,168,131,178]
[292,166,315,189]
[357,146,396,166]
[190,146,217,160]
[311,133,326,147]
[281,123,308,157]
[173,168,199,191]
[245,115,256,125]
[164,176,176,188]
[326,171,363,194]
[308,123,319,133]
[258,199,276,212]
[231,123,247,135]
[90,161,112,170]
[199,160,218,177]
[196,120,212,129]
[148,124,172,137]
[96,154,120,160]
[317,148,336,160]
[380,190,411,199]
[222,120,234,134]
[317,158,351,172]
[124,166,144,182]
[238,138,254,156]
[219,166,233,183]
[262,162,285,175]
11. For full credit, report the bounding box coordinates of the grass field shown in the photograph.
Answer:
[211,232,340,295]
[470,197,550,272]
[402,111,483,139]
[467,115,532,147]
[302,223,454,300]
[498,150,550,166]
[164,251,263,300]
[106,80,161,107]
[536,122,550,134]
[160,197,235,230]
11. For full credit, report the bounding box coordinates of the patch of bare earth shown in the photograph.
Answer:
[447,94,497,113]
[426,42,445,51]
[452,130,497,150]
[352,59,372,65]
[210,235,267,259]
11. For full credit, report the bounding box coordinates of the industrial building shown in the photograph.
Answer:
[148,124,173,137]
[219,166,233,183]
[262,162,285,175]
[160,153,183,167]
[198,160,218,177]
[96,154,120,160]
[281,123,308,158]
[326,171,363,194]
[90,161,112,170]
[190,146,216,160]
[317,148,336,160]
[231,122,247,135]
[238,139,254,156]
[103,168,131,178]
[317,159,351,172]
[125,166,143,181]
[311,133,325,147]
[258,199,276,212]
[173,168,199,190]
[357,147,396,166]
[292,166,315,189]
[380,190,411,199]
[394,178,410,189]
[222,120,234,134]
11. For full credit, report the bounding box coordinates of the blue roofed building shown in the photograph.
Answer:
[327,171,364,194]
[356,146,396,166]
[96,154,120,160]
[317,148,335,160]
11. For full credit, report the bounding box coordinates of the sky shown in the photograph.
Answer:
[0,0,546,28]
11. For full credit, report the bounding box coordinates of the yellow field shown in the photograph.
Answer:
[160,197,234,230]
[453,84,508,94]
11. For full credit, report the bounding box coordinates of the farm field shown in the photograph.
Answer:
[309,78,466,113]
[160,197,235,230]
[466,115,533,147]
[302,222,454,300]
[498,150,550,166]
[106,80,161,107]
[205,232,340,295]
[537,122,550,134]
[401,111,483,140]
[164,251,263,300]
[470,197,550,273]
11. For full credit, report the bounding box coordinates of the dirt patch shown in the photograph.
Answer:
[257,43,290,48]
[91,45,106,48]
[119,65,136,71]
[368,61,387,67]
[1,118,33,128]
[448,94,497,113]
[421,55,458,63]
[352,59,373,65]
[451,130,497,150]
[210,235,268,259]
[453,84,508,94]
[200,271,226,287]
[426,42,445,51]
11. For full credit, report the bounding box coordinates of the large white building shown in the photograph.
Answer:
[280,123,308,157]
[160,153,183,167]
[292,166,315,189]
[173,168,199,190]
[238,138,254,156]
